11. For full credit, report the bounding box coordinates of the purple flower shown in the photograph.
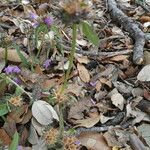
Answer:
[29,12,39,20]
[31,22,39,28]
[43,59,52,69]
[74,140,81,145]
[13,77,21,84]
[4,65,21,74]
[89,81,97,87]
[43,16,53,26]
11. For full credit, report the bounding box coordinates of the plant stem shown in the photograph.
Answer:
[60,24,77,94]
[6,76,32,100]
[58,104,64,147]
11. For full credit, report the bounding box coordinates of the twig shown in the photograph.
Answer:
[107,0,146,64]
[135,1,150,13]
[75,126,109,136]
[62,44,132,59]
[6,76,32,100]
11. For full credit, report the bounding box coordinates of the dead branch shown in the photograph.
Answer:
[75,126,109,136]
[107,0,146,65]
[62,44,132,60]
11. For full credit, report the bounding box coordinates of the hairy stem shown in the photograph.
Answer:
[60,24,77,94]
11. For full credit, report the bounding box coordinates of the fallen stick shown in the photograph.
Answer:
[62,44,132,60]
[107,0,146,64]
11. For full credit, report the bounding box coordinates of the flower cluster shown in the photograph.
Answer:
[44,128,58,145]
[4,65,21,74]
[29,12,53,28]
[59,0,92,24]
[9,96,22,107]
[43,59,52,69]
[63,136,81,150]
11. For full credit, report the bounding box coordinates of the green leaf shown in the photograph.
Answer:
[81,21,99,46]
[0,103,9,116]
[14,45,30,68]
[9,132,19,150]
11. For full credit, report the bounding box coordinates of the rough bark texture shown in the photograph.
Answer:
[107,0,146,64]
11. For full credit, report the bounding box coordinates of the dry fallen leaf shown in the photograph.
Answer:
[74,115,100,128]
[137,65,150,81]
[0,129,11,145]
[111,93,125,110]
[0,48,28,63]
[77,63,90,83]
[78,132,111,150]
[28,124,39,145]
[31,118,45,136]
[110,55,129,62]
[76,56,90,64]
[32,100,59,125]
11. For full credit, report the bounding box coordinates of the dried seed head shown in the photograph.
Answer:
[9,96,22,107]
[63,136,80,150]
[44,128,58,145]
[54,90,68,104]
[59,0,92,24]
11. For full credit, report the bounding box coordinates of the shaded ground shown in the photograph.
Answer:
[0,0,150,149]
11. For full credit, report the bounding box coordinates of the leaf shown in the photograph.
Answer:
[32,138,47,150]
[111,93,125,110]
[0,129,11,145]
[78,132,111,150]
[137,65,150,81]
[77,63,90,83]
[31,118,45,136]
[74,115,101,128]
[138,123,150,147]
[14,45,30,67]
[81,21,99,46]
[28,124,39,145]
[0,79,7,97]
[0,103,9,116]
[0,48,28,63]
[0,60,5,73]
[9,132,19,150]
[32,100,59,125]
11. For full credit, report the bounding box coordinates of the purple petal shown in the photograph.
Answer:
[43,59,52,69]
[13,66,21,73]
[74,140,81,145]
[4,66,14,74]
[13,77,21,84]
[43,16,53,26]
[89,81,97,87]
[31,22,39,28]
[29,12,39,20]
[4,65,21,74]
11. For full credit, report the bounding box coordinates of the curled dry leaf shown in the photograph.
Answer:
[77,63,90,83]
[0,129,11,145]
[28,124,39,145]
[111,93,125,110]
[74,115,101,128]
[137,65,150,81]
[32,100,59,125]
[0,48,28,63]
[31,118,45,136]
[78,132,111,150]
[32,138,47,150]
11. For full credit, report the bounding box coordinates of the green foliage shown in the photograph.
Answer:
[14,44,30,68]
[9,132,19,150]
[51,25,64,56]
[34,23,48,48]
[0,103,9,116]
[15,86,23,96]
[81,21,99,46]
